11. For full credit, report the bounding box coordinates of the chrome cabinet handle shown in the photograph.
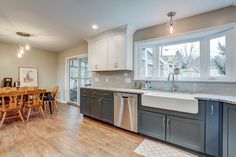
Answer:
[98,98,101,104]
[162,117,165,127]
[167,119,170,127]
[211,105,214,115]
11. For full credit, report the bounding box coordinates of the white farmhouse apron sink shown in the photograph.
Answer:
[142,92,198,114]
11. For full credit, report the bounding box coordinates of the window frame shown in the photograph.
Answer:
[134,25,236,82]
[158,39,201,80]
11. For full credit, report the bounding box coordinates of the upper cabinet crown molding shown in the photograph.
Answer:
[87,25,134,72]
[87,25,133,43]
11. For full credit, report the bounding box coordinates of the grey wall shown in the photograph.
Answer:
[92,6,236,96]
[0,42,57,89]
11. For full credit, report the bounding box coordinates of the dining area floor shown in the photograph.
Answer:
[0,104,144,157]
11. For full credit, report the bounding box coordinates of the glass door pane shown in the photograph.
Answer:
[69,58,78,103]
[79,57,92,87]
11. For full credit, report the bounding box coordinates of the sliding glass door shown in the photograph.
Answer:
[68,57,91,104]
[68,58,79,103]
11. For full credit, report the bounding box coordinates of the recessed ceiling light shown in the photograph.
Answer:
[92,25,98,29]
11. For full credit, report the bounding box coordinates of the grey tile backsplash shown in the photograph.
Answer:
[92,71,236,96]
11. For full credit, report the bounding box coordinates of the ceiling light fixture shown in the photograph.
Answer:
[167,12,176,34]
[92,25,98,30]
[16,32,31,58]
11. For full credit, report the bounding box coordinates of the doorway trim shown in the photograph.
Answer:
[65,53,88,104]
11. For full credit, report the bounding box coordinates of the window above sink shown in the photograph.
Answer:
[134,24,236,82]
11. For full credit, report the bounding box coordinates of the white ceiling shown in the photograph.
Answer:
[0,0,235,52]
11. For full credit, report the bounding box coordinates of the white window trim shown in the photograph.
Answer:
[134,23,236,83]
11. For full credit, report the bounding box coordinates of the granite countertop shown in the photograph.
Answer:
[194,94,236,105]
[81,86,147,94]
[81,86,236,105]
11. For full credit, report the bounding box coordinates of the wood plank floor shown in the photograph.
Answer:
[0,103,144,157]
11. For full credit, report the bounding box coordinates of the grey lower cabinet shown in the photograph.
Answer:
[223,103,236,157]
[139,110,204,152]
[101,96,114,124]
[80,88,90,116]
[139,110,166,140]
[166,115,205,152]
[80,88,114,124]
[205,101,222,157]
[90,93,102,119]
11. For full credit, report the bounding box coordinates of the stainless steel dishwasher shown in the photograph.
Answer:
[114,93,138,132]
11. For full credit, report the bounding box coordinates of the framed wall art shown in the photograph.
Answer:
[18,67,38,87]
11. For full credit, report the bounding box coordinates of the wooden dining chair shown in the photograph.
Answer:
[44,86,59,112]
[51,86,59,110]
[24,89,46,122]
[0,91,25,128]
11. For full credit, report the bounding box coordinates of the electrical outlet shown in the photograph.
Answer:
[125,78,132,83]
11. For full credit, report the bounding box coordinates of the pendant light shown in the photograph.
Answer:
[167,12,176,34]
[16,32,31,58]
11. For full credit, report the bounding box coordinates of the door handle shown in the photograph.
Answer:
[211,105,214,115]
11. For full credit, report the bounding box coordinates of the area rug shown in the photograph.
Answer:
[134,139,199,157]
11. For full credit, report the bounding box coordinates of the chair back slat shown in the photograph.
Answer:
[27,89,46,106]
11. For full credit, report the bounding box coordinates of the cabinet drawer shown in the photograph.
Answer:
[139,110,166,141]
[101,91,114,99]
[90,89,99,97]
[91,89,114,98]
[166,115,205,152]
[80,88,90,96]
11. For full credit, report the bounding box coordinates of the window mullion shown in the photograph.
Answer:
[154,45,159,79]
[200,39,209,80]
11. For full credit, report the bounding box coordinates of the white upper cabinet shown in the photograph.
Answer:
[87,25,133,71]
[88,38,108,71]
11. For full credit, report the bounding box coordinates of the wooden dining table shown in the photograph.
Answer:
[0,89,53,114]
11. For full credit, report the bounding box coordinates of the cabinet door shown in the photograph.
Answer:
[88,39,108,71]
[101,97,114,124]
[95,38,108,71]
[166,116,205,152]
[139,110,166,140]
[90,94,101,120]
[223,104,236,157]
[80,89,90,116]
[205,101,222,157]
[88,41,97,71]
[107,33,126,70]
